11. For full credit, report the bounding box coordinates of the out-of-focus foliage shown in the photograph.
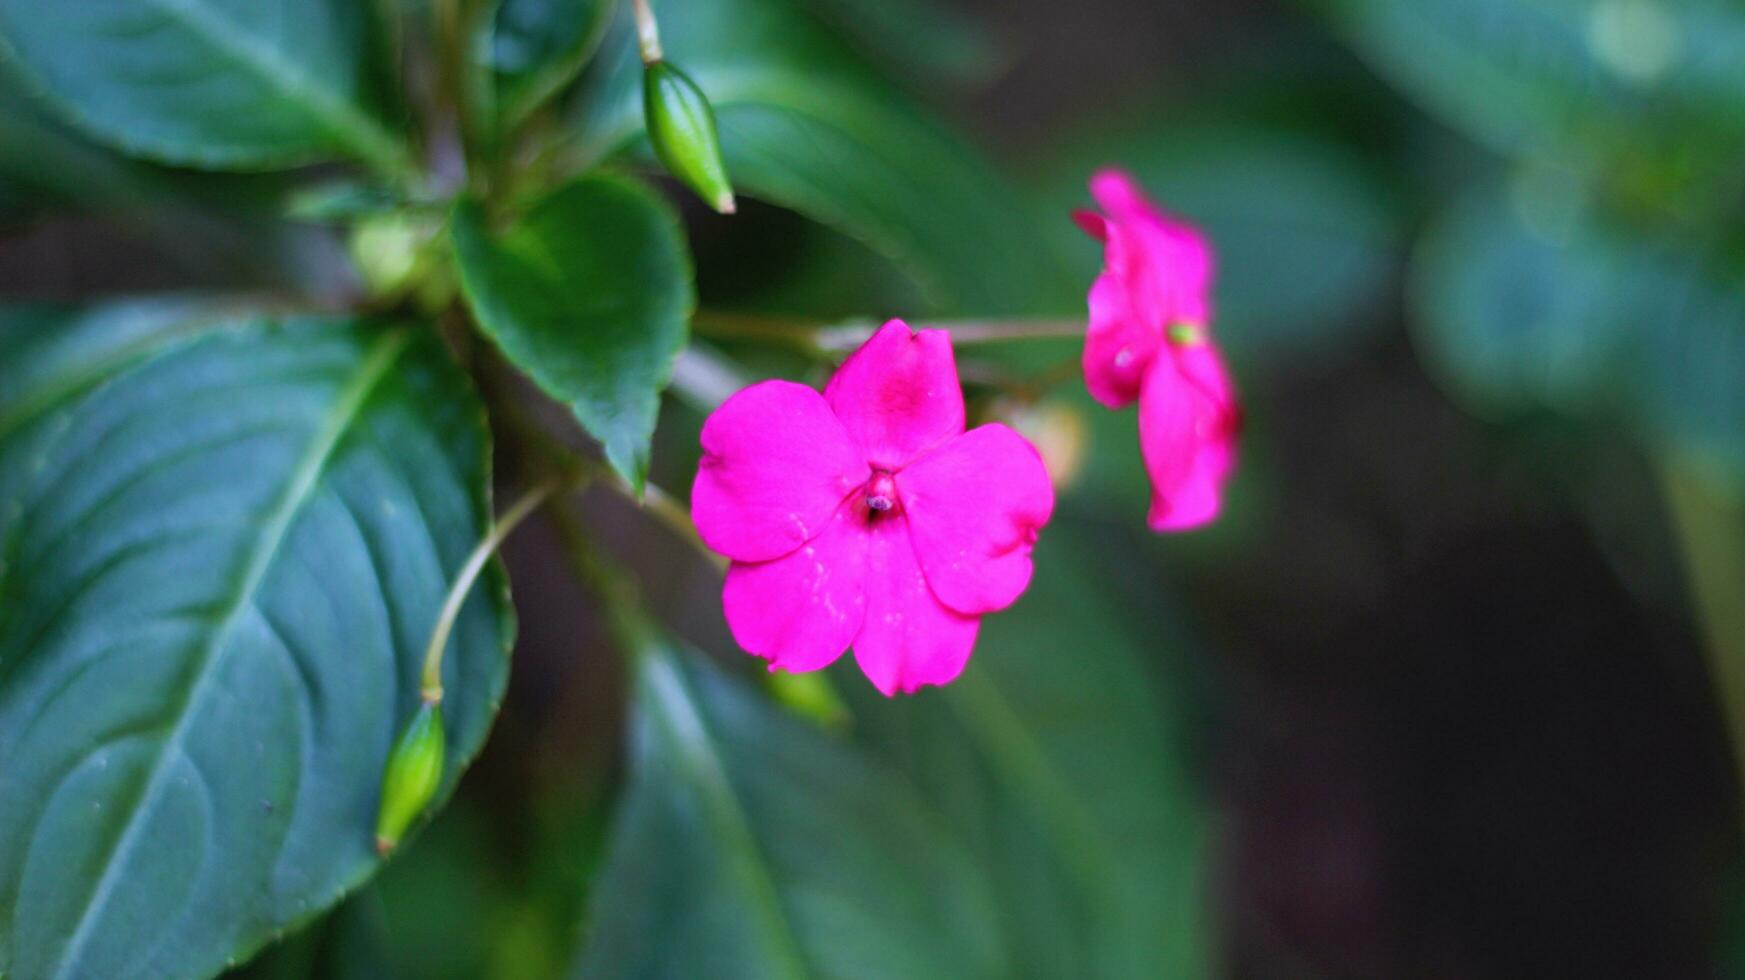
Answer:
[484,0,611,131]
[0,64,328,290]
[569,0,1070,314]
[0,310,509,978]
[1320,0,1745,173]
[1314,0,1745,481]
[573,624,1008,979]
[1413,178,1745,473]
[0,0,408,174]
[842,525,1212,979]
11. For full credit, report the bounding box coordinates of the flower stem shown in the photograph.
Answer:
[1659,454,1745,797]
[486,362,723,569]
[632,0,663,63]
[689,312,1085,354]
[420,476,564,702]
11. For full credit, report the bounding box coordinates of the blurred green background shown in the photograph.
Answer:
[4,0,1745,977]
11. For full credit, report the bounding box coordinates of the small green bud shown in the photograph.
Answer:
[1167,321,1207,347]
[375,700,446,856]
[348,212,431,298]
[766,669,849,730]
[643,60,736,214]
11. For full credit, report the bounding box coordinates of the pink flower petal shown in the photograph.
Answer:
[1088,168,1153,218]
[1084,269,1161,407]
[897,424,1054,615]
[722,503,869,673]
[1090,170,1214,296]
[1072,209,1108,241]
[825,320,965,469]
[693,380,871,562]
[1137,345,1239,533]
[852,518,980,696]
[1080,170,1217,408]
[1120,215,1213,331]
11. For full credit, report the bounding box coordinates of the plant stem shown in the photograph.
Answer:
[486,361,723,569]
[1660,454,1745,797]
[669,343,753,412]
[632,0,663,63]
[420,476,565,702]
[690,312,1085,354]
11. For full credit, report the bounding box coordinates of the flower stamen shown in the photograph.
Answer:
[864,470,898,514]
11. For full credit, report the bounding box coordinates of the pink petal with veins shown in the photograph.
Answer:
[722,502,869,673]
[693,380,870,562]
[824,320,965,469]
[1084,269,1162,407]
[852,518,980,696]
[1137,344,1239,532]
[898,424,1054,615]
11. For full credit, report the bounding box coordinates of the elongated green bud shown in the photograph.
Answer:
[643,60,736,214]
[375,701,446,856]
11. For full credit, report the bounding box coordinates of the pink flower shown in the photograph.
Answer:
[1075,168,1240,532]
[692,320,1055,695]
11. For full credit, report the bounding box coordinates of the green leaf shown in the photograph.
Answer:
[0,69,195,216]
[483,0,611,129]
[284,180,408,223]
[1036,118,1399,367]
[0,312,511,979]
[0,66,317,286]
[1320,0,1745,169]
[229,887,394,980]
[572,631,1009,979]
[804,0,1001,88]
[839,524,1214,979]
[1412,179,1745,474]
[451,174,694,491]
[0,0,410,174]
[0,300,236,433]
[569,0,1068,314]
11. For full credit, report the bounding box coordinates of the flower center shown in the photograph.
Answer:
[863,470,898,514]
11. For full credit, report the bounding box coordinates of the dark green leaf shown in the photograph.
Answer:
[0,0,410,174]
[805,0,1001,87]
[229,887,395,980]
[569,0,1068,314]
[572,631,1009,979]
[284,180,408,223]
[240,789,581,980]
[0,300,236,430]
[1413,180,1745,474]
[484,0,611,128]
[451,174,694,490]
[840,524,1214,979]
[1320,0,1745,169]
[0,312,510,979]
[0,66,316,286]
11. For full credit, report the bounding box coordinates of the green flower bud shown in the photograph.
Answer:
[375,701,446,856]
[1167,320,1207,347]
[643,60,736,214]
[766,669,849,730]
[348,212,432,298]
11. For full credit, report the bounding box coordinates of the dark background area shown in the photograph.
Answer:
[963,3,1742,975]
